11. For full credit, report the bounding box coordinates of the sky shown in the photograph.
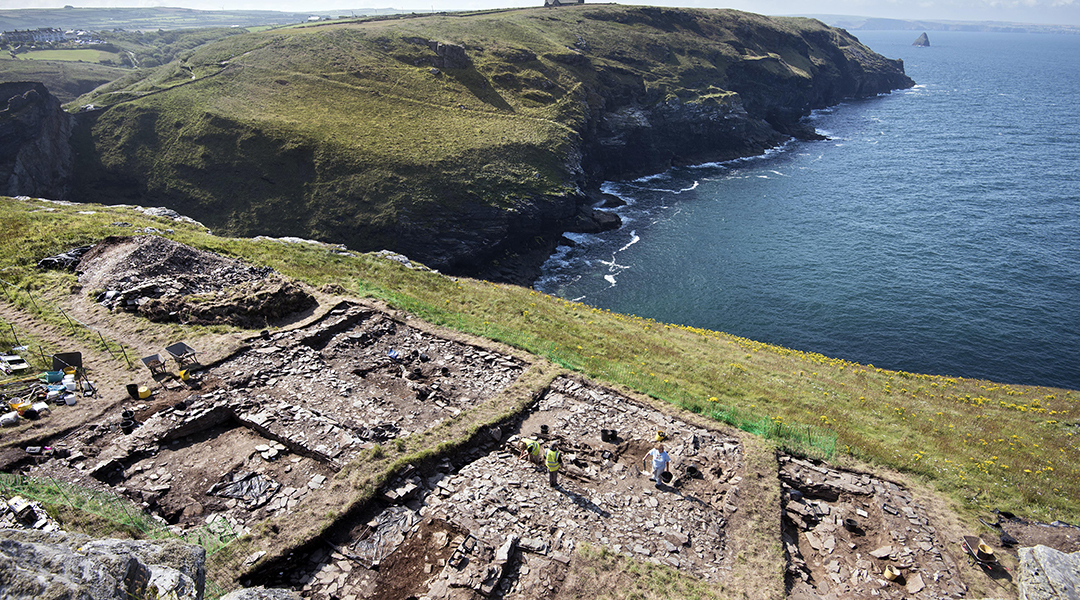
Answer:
[6,0,1080,25]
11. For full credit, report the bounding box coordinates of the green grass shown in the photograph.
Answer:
[0,58,128,103]
[1,195,1076,526]
[17,49,118,63]
[0,7,367,32]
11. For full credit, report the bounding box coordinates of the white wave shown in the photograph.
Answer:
[629,180,699,194]
[598,255,630,271]
[617,230,640,252]
[632,171,671,183]
[562,232,596,245]
[599,181,637,206]
[603,274,617,287]
[542,244,574,267]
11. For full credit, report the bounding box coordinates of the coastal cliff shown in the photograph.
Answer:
[65,6,912,282]
[0,82,75,200]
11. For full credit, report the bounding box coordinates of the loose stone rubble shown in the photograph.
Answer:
[17,301,526,540]
[265,376,744,600]
[9,229,1077,600]
[780,455,968,599]
[74,235,316,326]
[1,494,61,532]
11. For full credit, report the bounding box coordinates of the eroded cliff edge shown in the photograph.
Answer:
[33,7,912,283]
[0,82,75,200]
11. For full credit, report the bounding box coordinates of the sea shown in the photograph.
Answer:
[535,30,1080,391]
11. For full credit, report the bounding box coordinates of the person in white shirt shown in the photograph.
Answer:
[642,444,670,488]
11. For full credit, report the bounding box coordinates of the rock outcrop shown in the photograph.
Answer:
[0,529,205,600]
[0,82,75,200]
[579,20,913,184]
[913,32,930,47]
[1019,545,1080,600]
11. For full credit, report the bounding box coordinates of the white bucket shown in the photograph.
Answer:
[65,395,77,406]
[64,380,77,392]
[31,402,50,414]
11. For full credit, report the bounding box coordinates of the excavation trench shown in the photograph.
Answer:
[242,375,746,599]
[779,456,970,598]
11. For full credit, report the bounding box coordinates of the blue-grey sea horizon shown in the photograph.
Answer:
[536,30,1080,390]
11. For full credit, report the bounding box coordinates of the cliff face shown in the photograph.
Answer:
[70,7,913,282]
[575,13,913,184]
[0,82,75,200]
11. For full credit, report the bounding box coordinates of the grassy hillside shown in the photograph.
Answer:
[0,7,376,32]
[0,59,127,103]
[2,195,1076,526]
[70,6,910,273]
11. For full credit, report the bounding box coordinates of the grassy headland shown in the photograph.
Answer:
[2,195,1075,526]
[68,6,911,276]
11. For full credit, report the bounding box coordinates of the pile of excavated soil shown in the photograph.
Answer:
[75,235,315,328]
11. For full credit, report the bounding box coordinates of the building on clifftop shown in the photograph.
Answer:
[545,0,584,6]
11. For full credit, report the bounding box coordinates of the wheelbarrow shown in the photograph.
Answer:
[164,342,198,367]
[140,354,166,375]
[962,535,1008,574]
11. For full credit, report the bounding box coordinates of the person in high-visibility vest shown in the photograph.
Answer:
[545,441,563,488]
[518,437,542,465]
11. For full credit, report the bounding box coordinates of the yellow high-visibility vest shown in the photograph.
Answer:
[545,449,562,472]
[525,439,541,456]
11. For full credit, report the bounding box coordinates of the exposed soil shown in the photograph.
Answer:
[998,515,1080,554]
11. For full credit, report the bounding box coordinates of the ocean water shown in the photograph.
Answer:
[536,30,1080,390]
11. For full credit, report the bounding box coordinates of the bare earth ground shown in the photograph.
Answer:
[3,236,1075,599]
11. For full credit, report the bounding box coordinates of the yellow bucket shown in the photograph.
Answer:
[179,369,189,381]
[883,565,901,581]
[137,385,151,399]
[63,367,77,375]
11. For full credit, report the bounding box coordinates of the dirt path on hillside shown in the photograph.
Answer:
[0,301,130,461]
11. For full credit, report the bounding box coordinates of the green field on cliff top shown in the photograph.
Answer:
[1,196,1076,526]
